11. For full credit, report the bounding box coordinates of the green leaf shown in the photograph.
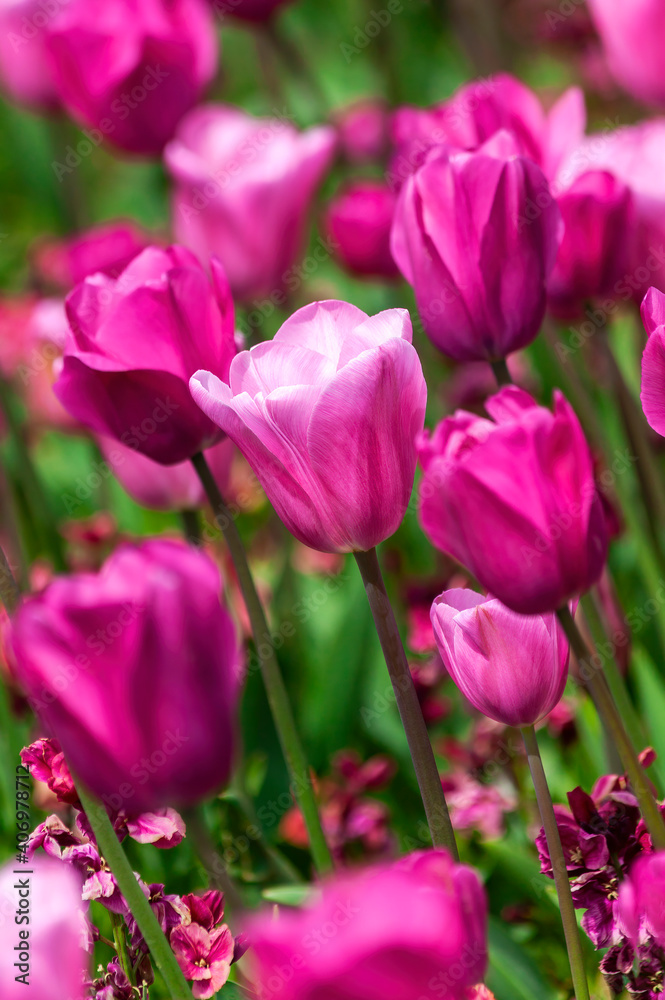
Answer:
[487,918,559,1000]
[261,884,315,907]
[633,644,665,790]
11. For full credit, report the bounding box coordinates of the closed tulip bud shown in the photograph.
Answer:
[325,180,399,280]
[640,287,665,437]
[247,850,487,1000]
[11,539,241,813]
[431,590,570,727]
[98,436,234,511]
[619,852,665,948]
[587,0,665,107]
[54,245,237,465]
[190,300,427,553]
[548,170,634,318]
[335,100,389,164]
[46,0,218,155]
[418,386,608,614]
[165,105,336,303]
[391,132,562,362]
[0,856,88,999]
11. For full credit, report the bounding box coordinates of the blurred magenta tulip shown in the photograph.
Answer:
[0,0,60,110]
[54,245,236,465]
[391,132,562,362]
[325,180,399,280]
[191,300,426,553]
[431,590,570,727]
[418,386,608,614]
[619,851,665,947]
[389,73,586,187]
[555,120,665,302]
[587,0,665,106]
[47,0,218,155]
[247,850,487,1000]
[98,435,234,511]
[11,539,241,813]
[640,287,665,437]
[335,100,389,164]
[63,222,153,288]
[0,856,87,999]
[548,170,634,318]
[165,104,336,302]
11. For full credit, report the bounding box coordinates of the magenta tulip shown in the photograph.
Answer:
[164,104,336,302]
[431,590,570,727]
[418,386,608,614]
[325,180,399,280]
[619,851,665,948]
[335,100,389,164]
[247,850,487,1000]
[640,287,665,438]
[54,245,236,465]
[0,856,88,999]
[389,73,586,187]
[587,0,665,106]
[391,132,561,362]
[190,300,426,553]
[46,0,218,155]
[548,170,634,317]
[11,539,241,813]
[0,0,60,110]
[62,221,153,287]
[555,120,665,302]
[98,435,234,511]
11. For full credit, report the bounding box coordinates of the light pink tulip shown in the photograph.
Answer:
[431,589,570,727]
[190,300,426,553]
[0,0,60,110]
[0,856,88,999]
[640,287,665,438]
[587,0,665,106]
[165,104,336,302]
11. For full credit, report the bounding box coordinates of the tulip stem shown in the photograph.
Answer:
[0,543,20,615]
[182,807,245,914]
[557,605,665,849]
[191,452,335,876]
[520,725,590,1000]
[354,548,458,859]
[74,780,193,999]
[180,509,202,546]
[112,912,135,986]
[490,358,512,387]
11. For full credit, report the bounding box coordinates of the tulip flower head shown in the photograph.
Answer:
[418,386,608,614]
[640,287,665,438]
[431,589,570,727]
[190,299,427,553]
[11,539,241,813]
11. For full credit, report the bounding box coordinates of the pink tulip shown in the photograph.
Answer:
[335,100,389,164]
[164,104,336,302]
[418,386,608,614]
[0,856,88,999]
[54,245,236,465]
[190,300,426,553]
[587,0,665,106]
[212,0,294,21]
[0,0,60,110]
[555,120,665,302]
[431,590,570,727]
[391,132,562,362]
[389,73,586,188]
[325,180,399,280]
[640,287,665,438]
[247,850,487,1000]
[618,851,665,948]
[46,0,218,155]
[98,435,234,511]
[548,170,634,318]
[11,539,241,813]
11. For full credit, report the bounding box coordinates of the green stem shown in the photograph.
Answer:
[191,452,334,876]
[75,781,193,999]
[0,543,20,614]
[112,912,135,986]
[490,357,512,387]
[261,20,329,117]
[354,548,458,859]
[179,509,202,546]
[231,784,303,885]
[521,725,590,1000]
[557,606,665,850]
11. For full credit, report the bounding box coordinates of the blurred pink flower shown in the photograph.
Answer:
[587,0,665,106]
[334,100,389,164]
[325,180,399,280]
[0,0,60,110]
